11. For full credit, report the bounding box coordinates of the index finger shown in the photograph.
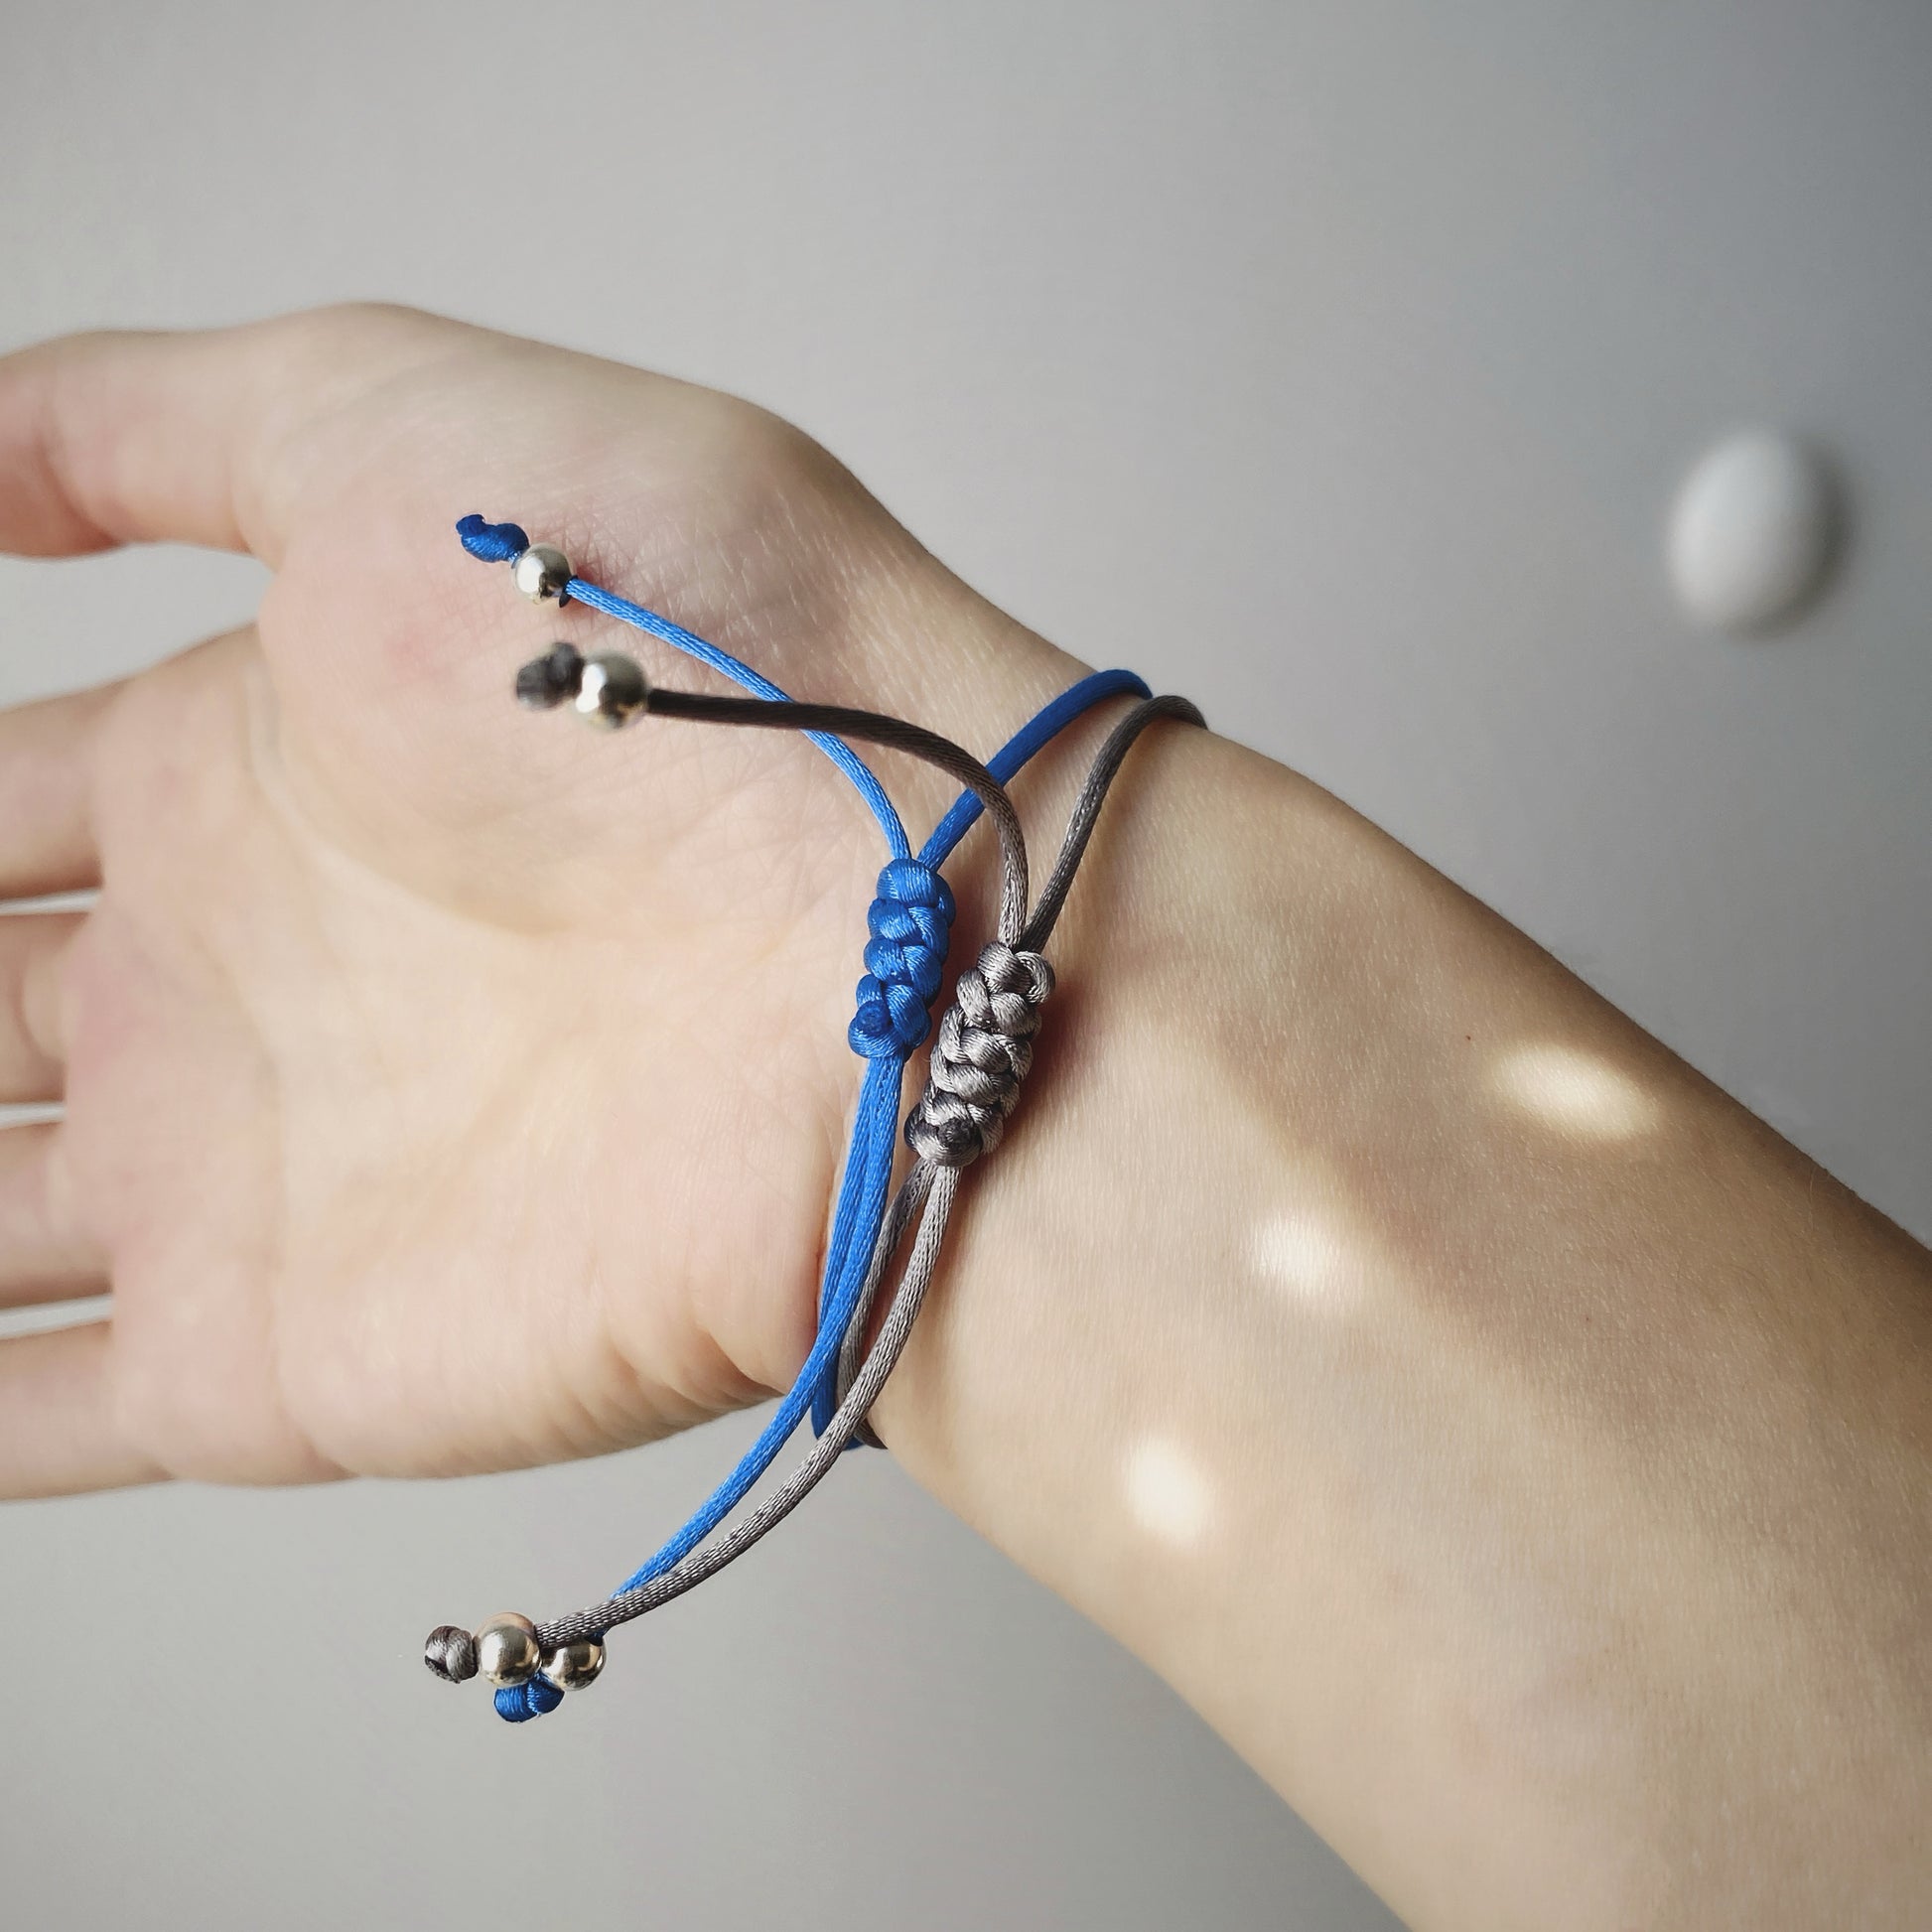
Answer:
[0,304,467,564]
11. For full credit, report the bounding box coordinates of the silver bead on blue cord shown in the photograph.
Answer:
[510,542,574,604]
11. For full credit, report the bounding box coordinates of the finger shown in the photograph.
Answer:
[0,304,459,561]
[0,1121,106,1307]
[0,911,81,1100]
[0,1321,163,1497]
[0,682,114,897]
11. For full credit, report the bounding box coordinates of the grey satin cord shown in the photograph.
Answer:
[1017,693,1205,953]
[532,690,1203,1647]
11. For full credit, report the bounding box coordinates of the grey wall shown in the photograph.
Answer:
[3,4,1927,1927]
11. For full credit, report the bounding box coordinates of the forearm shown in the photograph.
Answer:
[871,714,1932,1930]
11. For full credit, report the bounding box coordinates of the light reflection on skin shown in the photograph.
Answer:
[1487,1042,1663,1143]
[1251,1202,1369,1312]
[1124,1437,1215,1550]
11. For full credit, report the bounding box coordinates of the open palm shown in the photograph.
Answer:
[0,305,1075,1495]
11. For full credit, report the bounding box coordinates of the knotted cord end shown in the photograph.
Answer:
[423,1624,479,1683]
[456,513,529,563]
[495,1677,565,1723]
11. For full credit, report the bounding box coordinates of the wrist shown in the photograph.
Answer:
[868,698,1932,1928]
[863,717,1269,1529]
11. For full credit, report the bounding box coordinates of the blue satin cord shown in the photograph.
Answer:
[459,515,909,858]
[458,516,1147,1721]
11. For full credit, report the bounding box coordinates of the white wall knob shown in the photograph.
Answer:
[1666,430,1839,634]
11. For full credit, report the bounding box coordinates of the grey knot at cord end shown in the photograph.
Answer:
[424,1625,479,1683]
[905,941,1055,1169]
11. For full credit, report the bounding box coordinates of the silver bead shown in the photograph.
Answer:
[511,543,573,604]
[474,1612,542,1687]
[575,653,650,729]
[538,1639,606,1692]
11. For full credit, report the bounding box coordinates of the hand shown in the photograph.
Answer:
[9,308,1927,1929]
[0,304,1079,1494]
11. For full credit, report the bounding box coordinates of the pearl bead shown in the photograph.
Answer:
[539,1639,606,1692]
[475,1612,542,1687]
[575,653,650,729]
[511,543,573,604]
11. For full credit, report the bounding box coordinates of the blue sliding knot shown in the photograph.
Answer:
[494,1677,565,1724]
[849,860,955,1058]
[457,513,530,563]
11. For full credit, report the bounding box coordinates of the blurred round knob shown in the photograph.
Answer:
[514,641,585,710]
[475,1612,542,1687]
[1667,430,1838,634]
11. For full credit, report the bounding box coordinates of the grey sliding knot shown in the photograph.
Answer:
[905,941,1055,1169]
[423,1625,479,1684]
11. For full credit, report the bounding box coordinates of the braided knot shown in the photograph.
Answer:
[905,941,1055,1169]
[849,860,956,1058]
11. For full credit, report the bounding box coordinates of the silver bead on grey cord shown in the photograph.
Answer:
[539,1639,607,1691]
[474,1612,543,1687]
[575,653,650,728]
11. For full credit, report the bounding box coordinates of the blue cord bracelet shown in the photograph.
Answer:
[454,516,1149,1722]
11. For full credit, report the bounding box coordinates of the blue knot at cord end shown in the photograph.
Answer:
[848,860,955,1058]
[457,513,530,563]
[494,1676,565,1723]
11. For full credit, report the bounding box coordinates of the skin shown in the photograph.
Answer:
[0,306,1925,1930]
